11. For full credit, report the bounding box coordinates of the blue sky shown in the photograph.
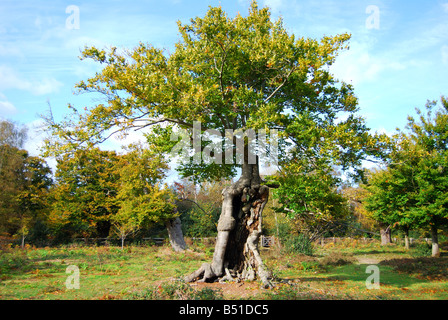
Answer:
[1,0,447,164]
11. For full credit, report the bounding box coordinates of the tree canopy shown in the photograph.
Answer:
[42,2,388,183]
[364,96,448,255]
[0,120,52,247]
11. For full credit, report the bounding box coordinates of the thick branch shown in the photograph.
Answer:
[132,117,195,130]
[178,198,208,215]
[264,65,297,104]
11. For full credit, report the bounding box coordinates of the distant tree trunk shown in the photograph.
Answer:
[120,236,125,250]
[166,217,187,252]
[404,227,410,250]
[430,223,440,257]
[185,159,272,288]
[380,224,392,245]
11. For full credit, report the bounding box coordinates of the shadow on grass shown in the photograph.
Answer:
[279,262,430,289]
[351,249,408,256]
[379,257,448,281]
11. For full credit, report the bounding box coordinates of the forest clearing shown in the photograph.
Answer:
[1,240,447,300]
[1,1,448,309]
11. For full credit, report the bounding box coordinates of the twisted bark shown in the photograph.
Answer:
[185,161,272,288]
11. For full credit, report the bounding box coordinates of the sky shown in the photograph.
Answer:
[0,0,447,173]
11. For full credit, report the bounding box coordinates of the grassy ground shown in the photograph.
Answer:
[1,240,447,300]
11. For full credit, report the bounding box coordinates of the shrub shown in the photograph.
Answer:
[411,242,432,257]
[300,260,320,271]
[319,252,356,267]
[130,280,223,300]
[283,234,314,256]
[0,250,31,275]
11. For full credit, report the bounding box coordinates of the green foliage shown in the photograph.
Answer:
[283,234,314,256]
[411,242,432,257]
[175,180,226,238]
[27,218,50,246]
[49,144,176,243]
[273,164,351,240]
[181,206,218,238]
[0,139,53,245]
[113,144,176,245]
[364,166,416,229]
[364,96,448,240]
[40,1,385,185]
[49,148,121,239]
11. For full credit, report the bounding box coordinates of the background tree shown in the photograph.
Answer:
[0,145,52,247]
[0,120,52,247]
[49,148,120,241]
[364,96,448,256]
[42,2,388,286]
[403,97,448,256]
[342,185,378,238]
[0,119,27,149]
[364,165,417,248]
[273,165,350,242]
[48,144,183,248]
[177,180,230,238]
[114,144,181,251]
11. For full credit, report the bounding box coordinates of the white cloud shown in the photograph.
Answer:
[0,66,26,90]
[31,78,63,95]
[330,41,406,86]
[23,118,58,173]
[0,100,16,114]
[23,119,46,156]
[0,65,62,95]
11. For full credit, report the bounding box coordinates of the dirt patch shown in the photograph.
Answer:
[137,278,266,300]
[356,257,381,265]
[189,281,264,299]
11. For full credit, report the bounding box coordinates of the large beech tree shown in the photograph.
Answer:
[43,2,386,287]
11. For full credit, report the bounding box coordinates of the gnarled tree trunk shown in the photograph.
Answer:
[380,224,392,246]
[166,217,187,252]
[185,161,272,288]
